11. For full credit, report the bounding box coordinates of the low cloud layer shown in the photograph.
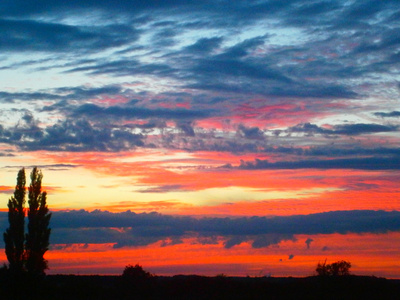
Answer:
[1,210,398,249]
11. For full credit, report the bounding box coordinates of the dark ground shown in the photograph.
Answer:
[1,274,400,300]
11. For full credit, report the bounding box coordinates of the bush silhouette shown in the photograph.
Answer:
[316,260,351,276]
[122,264,153,280]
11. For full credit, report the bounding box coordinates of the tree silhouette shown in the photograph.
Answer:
[316,260,351,276]
[25,167,51,276]
[122,264,153,280]
[3,168,26,274]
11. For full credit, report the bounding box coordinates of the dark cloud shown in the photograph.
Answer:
[291,146,400,158]
[1,209,398,249]
[0,91,62,102]
[66,59,176,77]
[374,111,400,118]
[2,164,79,171]
[0,118,144,152]
[185,37,223,54]
[0,19,138,53]
[237,125,265,140]
[305,238,313,249]
[177,121,196,137]
[224,236,247,249]
[55,86,123,99]
[0,152,14,157]
[252,234,296,249]
[219,36,267,59]
[0,85,123,103]
[72,103,209,121]
[354,28,400,54]
[3,108,399,156]
[237,155,400,170]
[269,85,358,99]
[139,184,188,193]
[0,0,205,18]
[57,22,358,100]
[0,116,44,143]
[334,123,397,135]
[187,56,293,89]
[288,123,398,136]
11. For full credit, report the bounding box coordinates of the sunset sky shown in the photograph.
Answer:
[0,0,399,278]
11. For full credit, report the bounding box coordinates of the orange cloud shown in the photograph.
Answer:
[28,150,400,215]
[0,185,13,194]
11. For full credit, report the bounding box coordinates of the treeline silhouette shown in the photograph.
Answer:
[1,271,400,300]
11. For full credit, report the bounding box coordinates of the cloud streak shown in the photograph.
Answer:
[235,155,400,170]
[1,209,397,249]
[287,123,398,136]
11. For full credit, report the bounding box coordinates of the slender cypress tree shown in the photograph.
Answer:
[3,168,26,274]
[25,167,51,275]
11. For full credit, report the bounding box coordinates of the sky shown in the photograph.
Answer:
[0,0,399,278]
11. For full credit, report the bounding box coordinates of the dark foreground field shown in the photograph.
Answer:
[1,274,400,300]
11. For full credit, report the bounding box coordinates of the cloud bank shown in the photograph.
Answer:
[1,209,398,249]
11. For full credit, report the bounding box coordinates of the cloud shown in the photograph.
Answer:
[224,236,246,249]
[0,186,14,194]
[0,86,123,103]
[237,125,265,140]
[288,123,398,136]
[2,106,399,156]
[139,184,189,193]
[305,238,313,249]
[185,37,224,54]
[251,234,296,249]
[72,103,209,121]
[66,59,176,77]
[2,164,79,171]
[182,35,360,99]
[331,124,398,135]
[1,209,398,249]
[0,0,208,18]
[0,19,139,53]
[237,155,400,170]
[276,146,400,158]
[374,111,400,118]
[0,119,145,152]
[177,122,196,137]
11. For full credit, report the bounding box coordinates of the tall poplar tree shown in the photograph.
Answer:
[3,168,26,274]
[25,167,51,275]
